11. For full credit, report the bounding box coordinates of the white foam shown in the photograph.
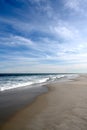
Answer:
[0,74,79,91]
[0,78,49,91]
[35,78,49,84]
[0,81,33,91]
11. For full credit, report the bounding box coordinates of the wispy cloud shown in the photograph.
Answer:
[50,23,79,39]
[0,0,87,72]
[64,0,81,11]
[0,35,34,46]
[64,0,87,14]
[28,0,53,18]
[1,34,87,65]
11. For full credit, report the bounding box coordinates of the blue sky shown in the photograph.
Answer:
[0,0,87,73]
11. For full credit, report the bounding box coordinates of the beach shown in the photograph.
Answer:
[0,84,48,129]
[1,74,87,130]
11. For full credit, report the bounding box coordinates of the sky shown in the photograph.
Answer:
[0,0,87,73]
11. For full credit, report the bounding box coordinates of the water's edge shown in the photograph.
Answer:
[0,84,48,128]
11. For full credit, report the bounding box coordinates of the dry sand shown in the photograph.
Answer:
[1,75,87,130]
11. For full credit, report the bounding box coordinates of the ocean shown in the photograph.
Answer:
[0,73,78,92]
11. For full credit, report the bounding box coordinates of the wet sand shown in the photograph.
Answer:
[0,85,48,129]
[1,75,87,130]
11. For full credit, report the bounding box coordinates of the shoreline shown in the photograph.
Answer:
[2,75,87,130]
[2,89,50,130]
[0,84,48,129]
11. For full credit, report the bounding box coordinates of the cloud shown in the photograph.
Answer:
[1,61,87,73]
[1,33,87,73]
[10,35,34,46]
[49,22,79,40]
[51,26,74,39]
[1,0,87,73]
[0,5,79,41]
[64,0,87,14]
[0,35,34,47]
[64,0,80,11]
[27,0,53,18]
[1,34,87,65]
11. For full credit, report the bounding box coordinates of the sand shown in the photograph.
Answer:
[1,75,87,130]
[0,85,48,129]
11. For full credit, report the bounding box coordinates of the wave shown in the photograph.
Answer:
[0,81,33,91]
[0,77,50,91]
[0,74,78,91]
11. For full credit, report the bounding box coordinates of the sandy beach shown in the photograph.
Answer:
[1,75,87,130]
[0,85,48,129]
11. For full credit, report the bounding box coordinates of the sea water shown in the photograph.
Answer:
[0,73,78,91]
